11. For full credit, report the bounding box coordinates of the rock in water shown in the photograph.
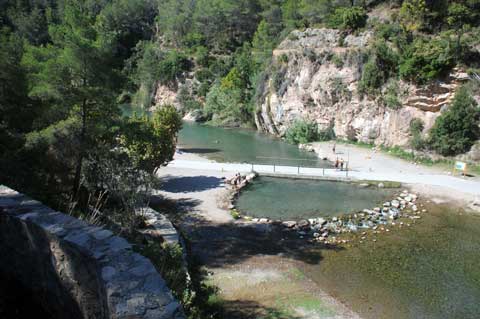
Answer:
[298,220,310,228]
[282,221,297,228]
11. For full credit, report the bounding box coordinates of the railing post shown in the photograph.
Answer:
[297,166,300,174]
[323,168,325,176]
[251,163,254,172]
[273,164,276,173]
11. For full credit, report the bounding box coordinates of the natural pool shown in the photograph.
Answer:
[122,105,331,167]
[235,177,396,220]
[304,203,480,319]
[178,122,331,167]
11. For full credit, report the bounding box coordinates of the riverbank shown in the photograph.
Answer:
[155,152,363,318]
[154,147,480,319]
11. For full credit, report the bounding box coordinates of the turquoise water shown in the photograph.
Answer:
[235,177,395,220]
[307,204,480,319]
[124,105,480,319]
[178,122,332,167]
[121,105,330,167]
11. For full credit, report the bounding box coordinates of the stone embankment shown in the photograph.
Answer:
[0,186,185,319]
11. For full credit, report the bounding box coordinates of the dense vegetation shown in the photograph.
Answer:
[0,0,479,317]
[2,1,480,206]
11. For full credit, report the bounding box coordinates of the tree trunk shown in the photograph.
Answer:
[73,99,87,197]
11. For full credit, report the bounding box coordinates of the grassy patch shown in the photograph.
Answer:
[283,297,336,317]
[287,267,305,280]
[230,209,241,219]
[354,180,402,188]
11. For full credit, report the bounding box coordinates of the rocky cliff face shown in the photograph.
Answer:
[255,28,469,147]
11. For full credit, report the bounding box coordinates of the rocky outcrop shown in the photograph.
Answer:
[256,28,470,147]
[0,186,185,319]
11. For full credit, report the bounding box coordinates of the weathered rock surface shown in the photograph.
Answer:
[255,28,470,147]
[0,186,185,319]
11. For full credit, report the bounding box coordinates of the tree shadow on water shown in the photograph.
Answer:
[178,147,221,154]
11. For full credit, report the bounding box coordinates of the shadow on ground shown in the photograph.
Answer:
[151,195,343,267]
[219,300,302,319]
[159,175,224,193]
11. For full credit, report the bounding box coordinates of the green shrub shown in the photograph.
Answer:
[230,209,241,219]
[285,120,318,144]
[331,54,344,68]
[399,37,454,84]
[140,242,187,301]
[329,6,368,31]
[278,53,289,64]
[358,58,382,95]
[157,51,191,85]
[428,87,480,156]
[359,41,399,95]
[409,118,425,150]
[383,81,402,109]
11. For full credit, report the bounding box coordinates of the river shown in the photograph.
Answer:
[178,122,331,167]
[123,105,480,319]
[176,121,480,319]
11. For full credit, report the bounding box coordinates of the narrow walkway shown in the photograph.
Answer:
[169,159,480,196]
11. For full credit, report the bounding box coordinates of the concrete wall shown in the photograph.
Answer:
[0,186,185,319]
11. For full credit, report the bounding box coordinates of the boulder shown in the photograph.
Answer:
[317,218,327,226]
[391,200,400,208]
[282,221,297,228]
[298,220,310,228]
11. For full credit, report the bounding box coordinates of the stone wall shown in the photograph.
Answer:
[0,186,185,319]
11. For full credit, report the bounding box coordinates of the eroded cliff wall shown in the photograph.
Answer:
[255,28,469,147]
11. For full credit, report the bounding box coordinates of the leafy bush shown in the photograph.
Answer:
[409,118,425,150]
[230,209,241,219]
[383,81,402,109]
[285,120,318,144]
[329,6,368,31]
[399,37,454,84]
[428,87,480,156]
[157,51,191,85]
[140,242,187,301]
[359,41,399,95]
[120,105,182,173]
[331,54,344,68]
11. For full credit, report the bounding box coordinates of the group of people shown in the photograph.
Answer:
[334,158,346,171]
[332,143,346,171]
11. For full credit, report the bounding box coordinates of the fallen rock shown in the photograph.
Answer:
[298,220,310,228]
[282,221,297,228]
[391,200,400,208]
[317,218,327,226]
